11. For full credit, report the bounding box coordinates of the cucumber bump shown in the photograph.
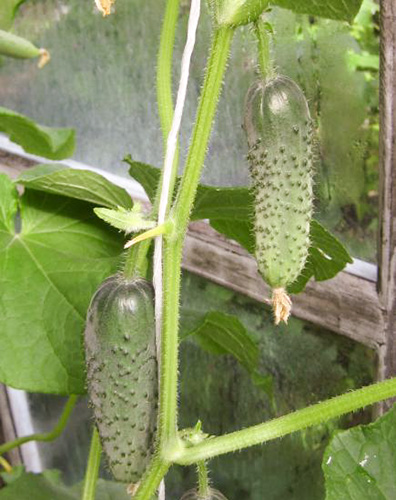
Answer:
[84,275,158,483]
[244,76,314,324]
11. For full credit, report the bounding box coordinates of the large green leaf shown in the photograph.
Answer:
[271,0,363,22]
[0,174,123,394]
[0,468,130,500]
[185,311,273,398]
[0,107,75,160]
[323,405,396,500]
[127,160,352,292]
[17,164,132,209]
[0,470,75,500]
[0,0,25,30]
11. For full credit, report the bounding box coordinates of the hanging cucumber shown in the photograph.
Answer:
[84,275,158,483]
[0,29,50,67]
[244,76,314,324]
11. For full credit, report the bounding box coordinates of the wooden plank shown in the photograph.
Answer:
[378,0,396,384]
[0,385,22,466]
[0,150,36,180]
[184,222,384,349]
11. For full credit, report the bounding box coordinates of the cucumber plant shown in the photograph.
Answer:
[0,1,395,500]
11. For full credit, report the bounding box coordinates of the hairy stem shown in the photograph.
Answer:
[173,377,396,465]
[133,455,170,500]
[160,26,234,444]
[254,19,273,81]
[172,27,234,233]
[0,395,77,456]
[157,0,180,144]
[124,0,180,279]
[81,427,101,500]
[134,25,234,500]
[197,461,210,497]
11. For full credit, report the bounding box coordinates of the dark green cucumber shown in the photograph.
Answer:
[84,275,158,483]
[244,76,314,323]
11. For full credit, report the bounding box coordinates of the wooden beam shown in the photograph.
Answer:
[0,385,22,466]
[378,0,396,383]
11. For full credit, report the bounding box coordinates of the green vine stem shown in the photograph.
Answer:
[161,26,234,441]
[171,377,396,465]
[133,455,170,500]
[172,26,234,231]
[81,427,101,500]
[0,456,12,473]
[133,25,234,500]
[254,19,273,81]
[0,395,77,456]
[156,0,181,215]
[197,461,210,497]
[157,0,180,145]
[124,0,180,279]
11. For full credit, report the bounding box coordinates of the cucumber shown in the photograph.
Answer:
[84,275,158,483]
[0,29,49,67]
[244,76,314,324]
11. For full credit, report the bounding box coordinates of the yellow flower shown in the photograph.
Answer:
[94,0,114,17]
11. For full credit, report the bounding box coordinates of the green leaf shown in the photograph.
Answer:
[0,470,76,500]
[210,218,255,254]
[288,220,353,294]
[189,311,258,370]
[17,164,132,209]
[0,107,75,160]
[126,161,352,292]
[0,468,131,500]
[347,51,379,72]
[0,0,25,30]
[193,185,253,221]
[94,204,155,233]
[323,405,396,500]
[185,311,272,398]
[270,0,364,22]
[124,156,160,203]
[0,174,123,394]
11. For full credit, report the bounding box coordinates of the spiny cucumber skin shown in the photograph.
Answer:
[245,76,314,289]
[84,275,157,483]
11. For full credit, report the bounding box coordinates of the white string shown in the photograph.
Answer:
[153,1,201,499]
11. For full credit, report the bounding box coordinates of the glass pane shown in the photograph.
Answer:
[16,272,376,498]
[0,0,379,262]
